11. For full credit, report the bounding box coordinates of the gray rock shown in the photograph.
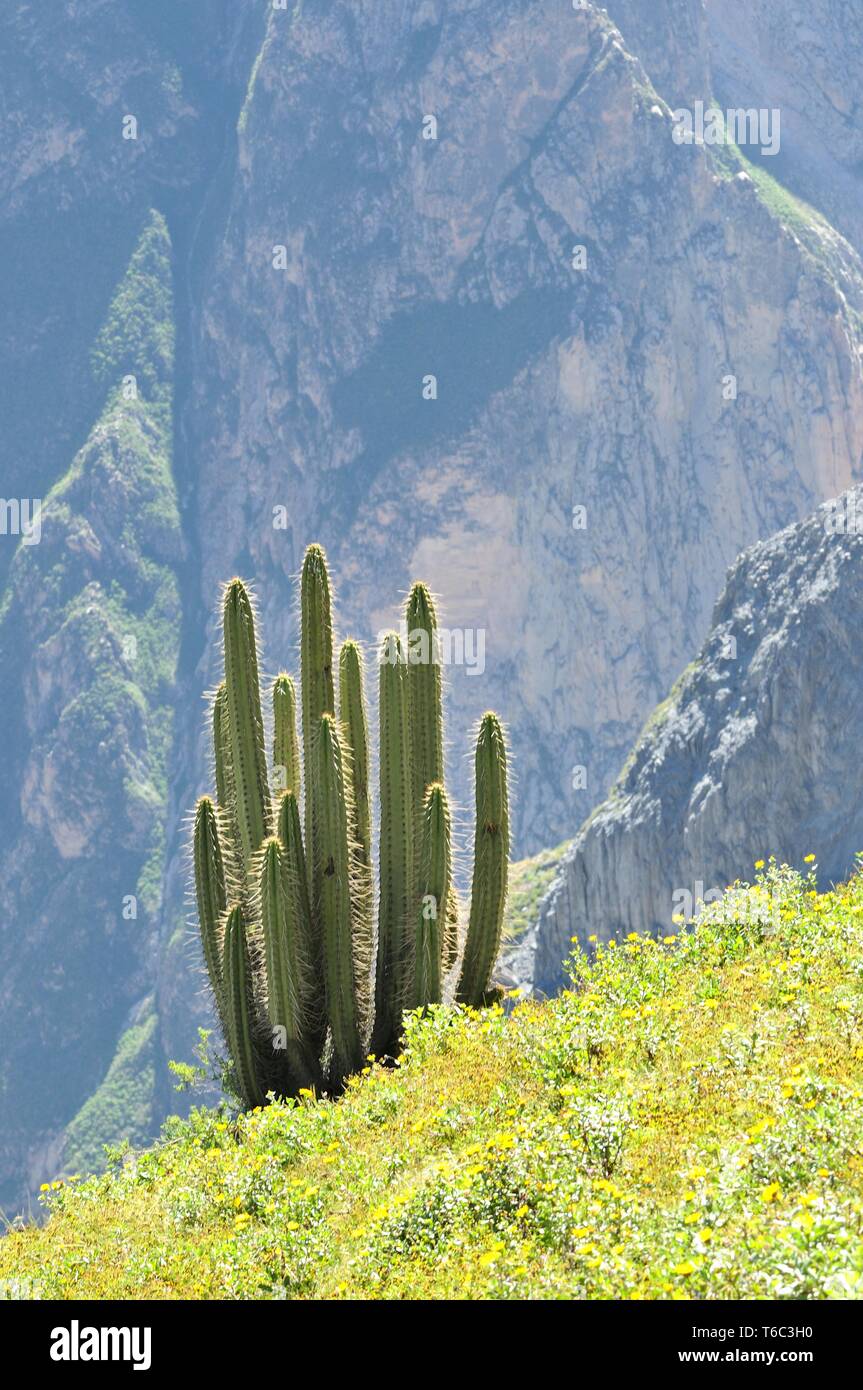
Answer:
[706,0,863,255]
[512,483,863,995]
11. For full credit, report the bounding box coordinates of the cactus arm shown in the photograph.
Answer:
[405,582,444,814]
[272,672,301,798]
[338,641,371,869]
[256,835,320,1091]
[213,682,232,811]
[410,783,451,1010]
[258,837,302,1038]
[223,579,270,866]
[193,796,228,1019]
[372,633,414,1053]
[276,790,313,958]
[316,714,365,1079]
[338,640,374,998]
[222,904,264,1108]
[276,789,325,1054]
[456,713,509,1007]
[405,583,460,966]
[300,545,335,900]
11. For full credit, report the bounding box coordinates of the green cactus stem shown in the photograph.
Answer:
[193,796,227,1019]
[222,904,263,1108]
[213,682,231,811]
[316,714,365,1079]
[339,639,374,1012]
[258,837,304,1041]
[456,712,509,1007]
[256,835,319,1091]
[272,672,301,798]
[338,640,371,870]
[276,790,313,952]
[373,632,414,1054]
[405,582,444,811]
[300,544,335,938]
[405,582,461,964]
[276,788,323,1052]
[410,783,451,1010]
[223,579,270,867]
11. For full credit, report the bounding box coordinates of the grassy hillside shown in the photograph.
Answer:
[4,860,863,1301]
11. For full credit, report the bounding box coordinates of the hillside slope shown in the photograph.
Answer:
[4,865,863,1300]
[5,0,863,1214]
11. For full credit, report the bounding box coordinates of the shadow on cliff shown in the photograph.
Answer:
[331,286,572,509]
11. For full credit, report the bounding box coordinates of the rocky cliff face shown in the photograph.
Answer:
[0,0,221,596]
[188,0,863,864]
[3,0,863,1212]
[508,483,863,996]
[706,0,863,255]
[0,212,184,1206]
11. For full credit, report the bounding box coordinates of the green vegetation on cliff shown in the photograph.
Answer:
[0,209,182,1212]
[504,841,570,941]
[5,861,863,1300]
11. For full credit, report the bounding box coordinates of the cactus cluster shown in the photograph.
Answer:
[193,544,509,1104]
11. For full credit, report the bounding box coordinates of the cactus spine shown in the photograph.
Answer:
[192,548,510,1110]
[457,713,510,1007]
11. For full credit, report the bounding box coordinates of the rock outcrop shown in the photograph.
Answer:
[706,0,863,255]
[509,483,863,996]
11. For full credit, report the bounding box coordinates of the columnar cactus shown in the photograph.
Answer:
[405,583,444,820]
[223,579,270,866]
[192,796,227,1023]
[221,905,263,1109]
[456,712,509,1007]
[373,633,415,1055]
[405,583,460,970]
[272,673,301,797]
[192,545,510,1104]
[316,713,367,1078]
[410,783,451,1010]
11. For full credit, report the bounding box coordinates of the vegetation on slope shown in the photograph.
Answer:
[503,841,570,941]
[0,209,183,1207]
[4,861,863,1300]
